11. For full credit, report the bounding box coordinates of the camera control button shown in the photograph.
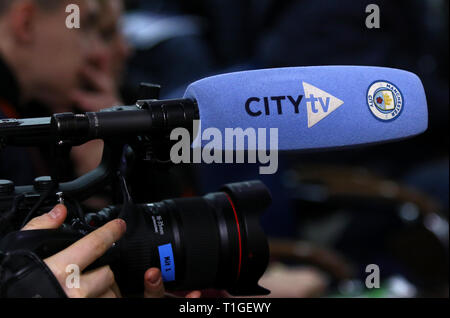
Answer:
[0,180,15,195]
[33,176,53,193]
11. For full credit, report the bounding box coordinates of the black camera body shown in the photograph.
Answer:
[0,94,271,296]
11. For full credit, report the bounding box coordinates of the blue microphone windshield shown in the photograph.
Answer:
[183,66,428,151]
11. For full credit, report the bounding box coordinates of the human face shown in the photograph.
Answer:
[27,0,101,111]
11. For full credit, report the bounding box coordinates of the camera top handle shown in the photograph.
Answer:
[0,98,199,201]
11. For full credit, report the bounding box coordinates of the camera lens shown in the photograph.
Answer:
[113,181,271,296]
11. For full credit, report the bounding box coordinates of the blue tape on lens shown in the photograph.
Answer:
[158,243,176,282]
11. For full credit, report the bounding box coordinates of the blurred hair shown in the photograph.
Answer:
[0,0,64,16]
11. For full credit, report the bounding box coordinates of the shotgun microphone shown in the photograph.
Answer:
[184,66,428,151]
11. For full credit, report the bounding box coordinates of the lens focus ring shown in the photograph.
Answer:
[172,198,220,289]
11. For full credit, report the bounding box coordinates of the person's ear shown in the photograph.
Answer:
[9,1,38,44]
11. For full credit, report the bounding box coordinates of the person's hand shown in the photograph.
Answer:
[71,64,122,112]
[255,262,328,298]
[143,268,202,299]
[71,140,104,177]
[22,205,202,299]
[22,204,125,298]
[69,62,121,178]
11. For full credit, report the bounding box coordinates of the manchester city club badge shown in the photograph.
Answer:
[367,81,404,121]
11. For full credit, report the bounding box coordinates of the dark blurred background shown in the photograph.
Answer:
[119,0,448,297]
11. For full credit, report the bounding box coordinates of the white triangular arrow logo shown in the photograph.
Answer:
[303,82,344,128]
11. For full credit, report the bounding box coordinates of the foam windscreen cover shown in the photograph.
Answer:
[184,66,428,151]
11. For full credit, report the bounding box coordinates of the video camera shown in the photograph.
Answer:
[0,86,271,296]
[0,64,430,297]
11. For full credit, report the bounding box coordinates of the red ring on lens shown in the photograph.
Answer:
[225,193,242,281]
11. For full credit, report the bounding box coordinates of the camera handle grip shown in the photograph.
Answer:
[0,229,119,271]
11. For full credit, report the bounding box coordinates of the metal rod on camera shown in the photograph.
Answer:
[0,98,199,147]
[0,117,53,146]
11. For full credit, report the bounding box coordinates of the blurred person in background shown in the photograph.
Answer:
[0,0,132,182]
[0,0,101,185]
